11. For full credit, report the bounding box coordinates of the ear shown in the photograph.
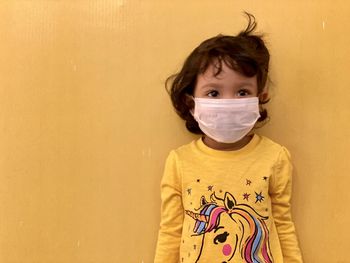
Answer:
[200,196,208,206]
[224,192,236,210]
[258,88,269,103]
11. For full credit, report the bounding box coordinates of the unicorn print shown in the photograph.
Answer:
[185,192,273,263]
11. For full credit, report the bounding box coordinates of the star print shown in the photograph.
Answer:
[255,191,265,203]
[208,185,214,191]
[243,193,250,201]
[246,179,252,186]
[197,179,200,183]
[263,176,268,181]
[194,244,197,250]
[187,188,192,195]
[219,189,223,193]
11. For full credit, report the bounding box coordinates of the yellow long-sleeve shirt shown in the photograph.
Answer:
[154,134,302,263]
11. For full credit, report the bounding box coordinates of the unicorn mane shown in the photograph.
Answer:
[185,192,273,263]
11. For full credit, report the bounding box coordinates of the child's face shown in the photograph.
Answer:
[194,62,258,99]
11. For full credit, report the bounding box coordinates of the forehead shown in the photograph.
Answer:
[196,62,257,87]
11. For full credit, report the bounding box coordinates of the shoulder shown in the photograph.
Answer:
[169,139,198,157]
[163,139,203,167]
[257,134,288,150]
[255,134,291,162]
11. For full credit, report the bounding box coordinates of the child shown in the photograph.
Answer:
[154,13,302,263]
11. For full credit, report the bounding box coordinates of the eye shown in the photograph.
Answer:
[237,89,250,97]
[207,90,219,97]
[213,231,229,244]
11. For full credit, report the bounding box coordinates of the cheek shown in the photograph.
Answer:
[222,244,232,256]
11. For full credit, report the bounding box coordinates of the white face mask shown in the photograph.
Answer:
[191,97,260,144]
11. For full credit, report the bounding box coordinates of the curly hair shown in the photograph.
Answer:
[166,12,270,134]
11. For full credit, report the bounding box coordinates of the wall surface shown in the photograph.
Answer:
[1,1,349,262]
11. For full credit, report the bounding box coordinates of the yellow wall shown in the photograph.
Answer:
[1,1,349,262]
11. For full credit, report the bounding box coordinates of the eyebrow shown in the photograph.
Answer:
[200,83,223,89]
[214,226,224,233]
[200,82,255,89]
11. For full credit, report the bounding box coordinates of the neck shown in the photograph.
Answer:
[202,134,254,151]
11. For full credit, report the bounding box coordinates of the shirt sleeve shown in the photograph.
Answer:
[269,147,303,263]
[154,150,184,263]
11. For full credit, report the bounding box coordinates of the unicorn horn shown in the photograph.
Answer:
[185,210,208,222]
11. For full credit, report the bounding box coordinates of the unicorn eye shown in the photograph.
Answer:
[213,231,229,244]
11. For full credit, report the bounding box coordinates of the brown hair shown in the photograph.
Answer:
[166,12,270,134]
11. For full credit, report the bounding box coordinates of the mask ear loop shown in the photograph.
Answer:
[185,95,195,116]
[257,89,269,125]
